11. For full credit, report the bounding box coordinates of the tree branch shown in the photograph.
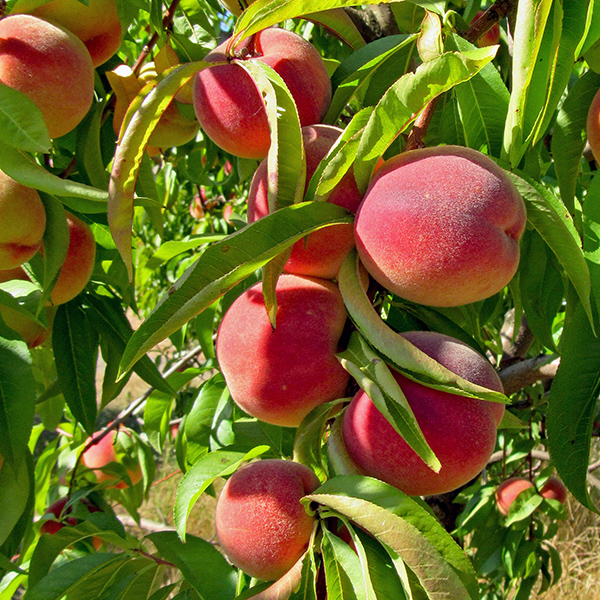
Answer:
[499,355,560,396]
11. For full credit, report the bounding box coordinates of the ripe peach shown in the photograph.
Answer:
[342,331,504,496]
[11,0,122,67]
[215,459,320,580]
[539,475,567,504]
[49,212,96,306]
[0,14,95,138]
[495,477,535,516]
[216,274,349,427]
[247,125,363,279]
[193,28,332,159]
[81,427,142,489]
[354,146,527,307]
[0,171,46,270]
[586,87,600,163]
[473,11,501,47]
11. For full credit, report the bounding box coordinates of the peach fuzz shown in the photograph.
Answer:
[49,212,96,306]
[354,145,527,307]
[0,171,46,270]
[81,428,142,489]
[193,28,332,159]
[11,0,122,67]
[215,459,320,580]
[248,125,364,280]
[539,475,567,504]
[342,331,504,497]
[216,274,349,427]
[0,14,95,138]
[495,477,534,516]
[587,87,600,163]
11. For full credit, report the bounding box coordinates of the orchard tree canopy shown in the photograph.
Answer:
[0,0,599,599]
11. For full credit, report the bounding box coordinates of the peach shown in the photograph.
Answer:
[342,331,504,496]
[247,125,364,279]
[473,11,500,47]
[495,477,535,516]
[539,475,567,504]
[81,427,142,489]
[49,212,96,306]
[215,459,320,580]
[216,274,350,427]
[0,452,3,471]
[354,146,527,307]
[11,0,122,67]
[587,87,600,163]
[0,171,46,270]
[0,14,95,138]
[193,28,332,159]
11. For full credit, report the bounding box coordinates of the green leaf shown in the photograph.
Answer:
[321,528,365,600]
[174,447,269,540]
[0,82,50,153]
[306,8,365,50]
[76,101,110,191]
[502,0,554,166]
[354,46,497,189]
[325,35,417,124]
[85,294,174,396]
[145,236,226,271]
[337,251,507,403]
[0,451,30,547]
[308,476,479,600]
[0,337,36,465]
[505,169,594,330]
[148,532,237,600]
[552,69,600,215]
[108,61,209,280]
[293,398,348,483]
[119,202,352,376]
[238,60,305,213]
[0,141,108,203]
[235,0,407,42]
[52,302,99,435]
[503,487,544,526]
[547,302,600,513]
[24,554,127,600]
[338,332,441,474]
[444,34,509,157]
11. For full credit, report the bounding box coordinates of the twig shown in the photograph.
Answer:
[499,355,560,396]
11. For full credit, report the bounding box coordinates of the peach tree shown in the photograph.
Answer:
[0,1,599,599]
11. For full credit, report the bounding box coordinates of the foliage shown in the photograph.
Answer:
[1,0,599,599]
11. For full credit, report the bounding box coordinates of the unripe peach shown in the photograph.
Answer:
[0,172,46,270]
[81,427,142,489]
[193,28,332,159]
[355,146,526,307]
[11,0,122,67]
[49,213,96,306]
[216,274,349,427]
[215,459,320,580]
[495,477,534,516]
[248,125,363,279]
[0,14,95,138]
[539,475,567,504]
[342,331,504,496]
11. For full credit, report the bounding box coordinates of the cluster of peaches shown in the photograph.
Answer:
[0,0,126,346]
[187,22,538,581]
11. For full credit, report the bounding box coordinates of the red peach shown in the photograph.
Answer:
[539,476,567,504]
[81,427,142,489]
[11,0,122,67]
[495,477,535,516]
[354,146,527,307]
[193,28,332,159]
[0,14,95,138]
[216,274,349,427]
[49,212,96,306]
[215,459,320,580]
[0,171,46,270]
[473,11,501,47]
[247,125,363,280]
[587,87,600,163]
[342,331,504,496]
